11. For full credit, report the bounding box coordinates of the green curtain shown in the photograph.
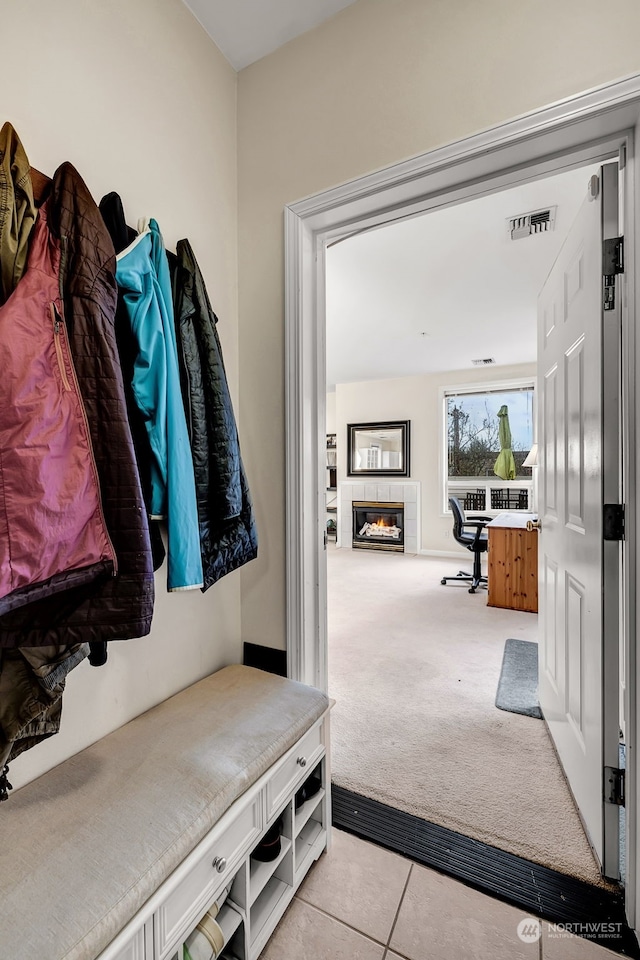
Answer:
[493,404,516,480]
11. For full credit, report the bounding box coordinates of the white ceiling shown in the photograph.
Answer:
[177,5,601,392]
[326,164,600,390]
[181,0,358,70]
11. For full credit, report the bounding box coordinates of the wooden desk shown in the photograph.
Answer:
[487,512,538,613]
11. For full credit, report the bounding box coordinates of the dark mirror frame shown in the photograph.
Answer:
[347,420,410,477]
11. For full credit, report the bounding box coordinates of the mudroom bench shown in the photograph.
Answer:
[1,664,331,960]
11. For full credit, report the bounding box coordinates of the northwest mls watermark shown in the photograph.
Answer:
[517,917,624,943]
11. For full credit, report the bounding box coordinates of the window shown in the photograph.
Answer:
[443,381,535,513]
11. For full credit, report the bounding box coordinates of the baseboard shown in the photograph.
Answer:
[243,642,287,677]
[332,785,638,957]
[419,548,469,559]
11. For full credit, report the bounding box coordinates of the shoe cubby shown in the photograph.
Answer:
[167,898,244,960]
[227,757,328,960]
[292,760,325,884]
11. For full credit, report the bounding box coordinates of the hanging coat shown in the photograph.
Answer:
[0,122,36,305]
[0,144,129,786]
[0,200,116,616]
[172,239,258,589]
[116,221,203,592]
[98,191,166,575]
[0,162,155,648]
[0,642,89,799]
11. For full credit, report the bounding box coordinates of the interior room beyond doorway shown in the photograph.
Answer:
[324,160,612,889]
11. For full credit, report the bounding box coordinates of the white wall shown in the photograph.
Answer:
[237,0,640,651]
[326,391,337,435]
[3,0,241,790]
[335,364,536,554]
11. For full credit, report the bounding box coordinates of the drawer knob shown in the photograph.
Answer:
[297,756,307,768]
[212,856,227,873]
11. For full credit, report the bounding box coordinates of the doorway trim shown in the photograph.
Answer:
[284,73,640,922]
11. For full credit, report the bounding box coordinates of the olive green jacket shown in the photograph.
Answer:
[0,643,89,800]
[0,122,36,305]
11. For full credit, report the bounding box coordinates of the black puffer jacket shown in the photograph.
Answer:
[98,191,166,574]
[0,164,155,647]
[172,240,257,589]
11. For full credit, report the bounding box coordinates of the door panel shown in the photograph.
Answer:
[565,337,586,529]
[543,364,559,518]
[543,557,559,690]
[565,574,585,741]
[538,164,620,875]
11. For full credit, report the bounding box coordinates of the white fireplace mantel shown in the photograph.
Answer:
[337,481,420,553]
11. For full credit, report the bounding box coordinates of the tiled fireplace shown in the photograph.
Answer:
[337,482,420,554]
[352,501,405,552]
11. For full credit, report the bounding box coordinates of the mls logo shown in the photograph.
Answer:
[517,918,542,943]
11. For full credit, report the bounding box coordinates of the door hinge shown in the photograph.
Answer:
[603,503,625,541]
[604,766,625,806]
[603,236,624,311]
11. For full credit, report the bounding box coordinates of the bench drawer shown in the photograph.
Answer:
[155,797,261,959]
[265,721,324,820]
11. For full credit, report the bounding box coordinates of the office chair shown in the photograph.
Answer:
[441,496,490,593]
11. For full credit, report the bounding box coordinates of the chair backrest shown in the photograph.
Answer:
[448,497,466,541]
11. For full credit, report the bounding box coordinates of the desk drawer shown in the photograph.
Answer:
[266,721,324,820]
[155,797,261,959]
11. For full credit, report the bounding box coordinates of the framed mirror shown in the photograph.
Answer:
[347,420,410,477]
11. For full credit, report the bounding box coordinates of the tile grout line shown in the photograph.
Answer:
[293,894,391,950]
[294,861,416,960]
[384,862,415,955]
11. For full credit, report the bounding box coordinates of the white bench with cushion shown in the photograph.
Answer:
[0,664,330,960]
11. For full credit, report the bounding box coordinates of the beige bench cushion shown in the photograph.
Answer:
[0,664,328,960]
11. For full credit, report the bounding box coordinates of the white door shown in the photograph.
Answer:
[538,163,621,877]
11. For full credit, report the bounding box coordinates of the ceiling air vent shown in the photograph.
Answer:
[472,357,496,366]
[507,205,557,241]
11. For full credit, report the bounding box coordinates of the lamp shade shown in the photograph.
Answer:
[522,443,538,468]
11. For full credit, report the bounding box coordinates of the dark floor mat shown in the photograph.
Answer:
[495,637,542,719]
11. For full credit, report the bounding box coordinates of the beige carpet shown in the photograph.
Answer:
[328,545,605,886]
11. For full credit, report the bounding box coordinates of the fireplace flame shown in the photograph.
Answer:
[355,505,403,543]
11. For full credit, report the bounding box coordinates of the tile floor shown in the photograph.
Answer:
[261,829,621,960]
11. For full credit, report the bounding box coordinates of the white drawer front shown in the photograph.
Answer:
[155,797,260,959]
[266,721,324,820]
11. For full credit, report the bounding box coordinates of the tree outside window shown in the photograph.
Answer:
[446,386,534,479]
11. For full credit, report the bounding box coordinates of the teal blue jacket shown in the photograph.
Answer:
[116,220,203,591]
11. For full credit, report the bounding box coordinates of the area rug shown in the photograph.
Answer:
[495,638,542,719]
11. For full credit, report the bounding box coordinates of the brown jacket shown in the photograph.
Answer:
[0,122,36,305]
[0,643,89,790]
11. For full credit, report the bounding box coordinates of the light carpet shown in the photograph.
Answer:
[328,545,605,886]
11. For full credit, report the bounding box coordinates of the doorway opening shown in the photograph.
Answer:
[285,76,639,933]
[323,159,621,891]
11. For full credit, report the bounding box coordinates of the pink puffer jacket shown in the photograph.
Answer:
[0,200,115,614]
